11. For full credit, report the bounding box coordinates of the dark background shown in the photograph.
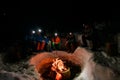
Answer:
[0,1,120,42]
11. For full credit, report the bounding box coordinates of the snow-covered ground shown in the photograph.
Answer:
[0,52,39,80]
[0,47,120,80]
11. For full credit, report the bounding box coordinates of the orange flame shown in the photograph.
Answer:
[51,58,67,72]
[51,58,68,80]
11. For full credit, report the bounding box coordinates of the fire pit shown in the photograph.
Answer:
[29,51,81,80]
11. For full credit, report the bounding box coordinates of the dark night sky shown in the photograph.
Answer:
[0,1,120,41]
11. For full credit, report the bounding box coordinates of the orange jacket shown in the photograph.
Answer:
[52,36,61,44]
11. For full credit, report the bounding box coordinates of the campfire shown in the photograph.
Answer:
[29,51,81,80]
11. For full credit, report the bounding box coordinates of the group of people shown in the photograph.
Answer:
[25,23,102,54]
[25,30,78,53]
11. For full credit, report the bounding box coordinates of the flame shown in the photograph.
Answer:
[51,58,69,80]
[51,58,67,72]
